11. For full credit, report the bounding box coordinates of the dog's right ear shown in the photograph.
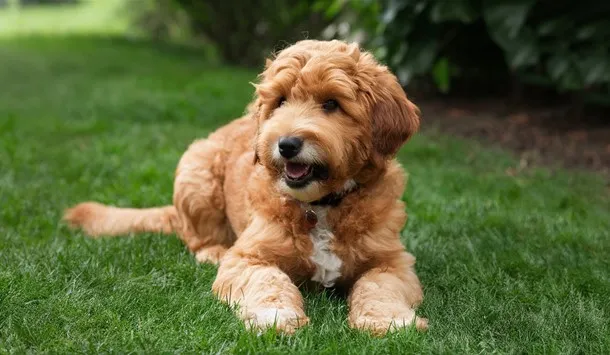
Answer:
[250,57,274,165]
[253,141,260,164]
[248,97,263,165]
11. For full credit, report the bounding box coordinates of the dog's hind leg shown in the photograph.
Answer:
[173,138,235,264]
[194,245,227,265]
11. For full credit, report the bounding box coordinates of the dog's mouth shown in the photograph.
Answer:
[283,161,329,188]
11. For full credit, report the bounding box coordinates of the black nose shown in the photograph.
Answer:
[278,136,303,159]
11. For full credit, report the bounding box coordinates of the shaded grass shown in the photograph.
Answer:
[0,36,609,354]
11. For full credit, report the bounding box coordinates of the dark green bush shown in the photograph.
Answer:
[125,0,192,43]
[129,0,337,67]
[129,0,610,106]
[337,0,610,105]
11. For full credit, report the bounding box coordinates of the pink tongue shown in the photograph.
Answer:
[285,162,310,179]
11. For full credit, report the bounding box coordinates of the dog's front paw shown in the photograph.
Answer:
[350,309,428,336]
[243,307,309,334]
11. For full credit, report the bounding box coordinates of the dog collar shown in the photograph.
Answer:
[302,182,359,230]
[311,181,359,207]
[310,192,347,207]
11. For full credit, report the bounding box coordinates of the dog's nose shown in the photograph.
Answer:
[278,136,303,159]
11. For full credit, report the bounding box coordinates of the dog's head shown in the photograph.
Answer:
[251,40,420,202]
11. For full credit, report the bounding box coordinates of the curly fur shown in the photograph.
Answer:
[63,39,427,335]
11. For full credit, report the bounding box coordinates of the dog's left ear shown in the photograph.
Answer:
[371,71,421,157]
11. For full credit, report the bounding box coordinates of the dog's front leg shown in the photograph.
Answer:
[213,253,308,334]
[348,251,428,335]
[211,216,308,334]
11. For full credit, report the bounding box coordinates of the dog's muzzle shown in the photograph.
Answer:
[276,136,329,188]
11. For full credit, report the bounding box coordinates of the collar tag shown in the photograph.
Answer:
[304,209,318,229]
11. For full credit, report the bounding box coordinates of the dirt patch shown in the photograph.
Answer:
[419,98,610,179]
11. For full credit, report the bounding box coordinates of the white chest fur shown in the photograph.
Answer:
[307,206,342,287]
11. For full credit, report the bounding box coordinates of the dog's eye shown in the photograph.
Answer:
[322,99,339,112]
[277,97,287,107]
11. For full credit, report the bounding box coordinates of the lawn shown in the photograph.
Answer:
[1,34,609,353]
[0,0,128,37]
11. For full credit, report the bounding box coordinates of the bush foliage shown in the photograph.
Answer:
[336,0,610,105]
[130,0,610,105]
[129,0,336,67]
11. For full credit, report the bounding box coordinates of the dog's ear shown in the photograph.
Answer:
[253,143,260,164]
[371,71,420,157]
[249,57,275,165]
[248,97,263,165]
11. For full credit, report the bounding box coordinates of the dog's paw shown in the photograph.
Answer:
[243,307,309,334]
[195,245,227,265]
[350,310,428,336]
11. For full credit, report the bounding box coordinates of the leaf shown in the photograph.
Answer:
[390,42,408,67]
[381,0,409,24]
[483,0,535,39]
[575,21,610,41]
[578,53,610,85]
[312,0,330,12]
[547,55,583,91]
[404,39,439,75]
[483,0,539,71]
[537,17,572,37]
[432,57,451,93]
[507,33,540,69]
[430,0,477,24]
[495,28,540,69]
[547,55,569,81]
[397,67,413,85]
[413,0,428,15]
[325,0,343,18]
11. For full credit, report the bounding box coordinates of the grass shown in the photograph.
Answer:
[0,0,128,37]
[1,35,609,354]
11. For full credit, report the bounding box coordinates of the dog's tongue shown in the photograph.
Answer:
[285,162,310,179]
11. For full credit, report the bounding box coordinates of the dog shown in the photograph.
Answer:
[63,39,427,335]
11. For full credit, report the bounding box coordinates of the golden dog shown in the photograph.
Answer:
[64,39,427,335]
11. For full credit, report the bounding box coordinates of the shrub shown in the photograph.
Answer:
[125,0,192,43]
[129,0,337,67]
[336,0,610,105]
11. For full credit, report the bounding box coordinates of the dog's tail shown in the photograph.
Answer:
[62,202,178,237]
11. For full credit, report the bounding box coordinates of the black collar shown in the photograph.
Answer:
[310,183,359,207]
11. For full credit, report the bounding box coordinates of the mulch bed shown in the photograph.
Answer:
[418,98,610,180]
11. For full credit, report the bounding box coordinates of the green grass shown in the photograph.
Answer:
[1,35,609,354]
[0,0,128,37]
